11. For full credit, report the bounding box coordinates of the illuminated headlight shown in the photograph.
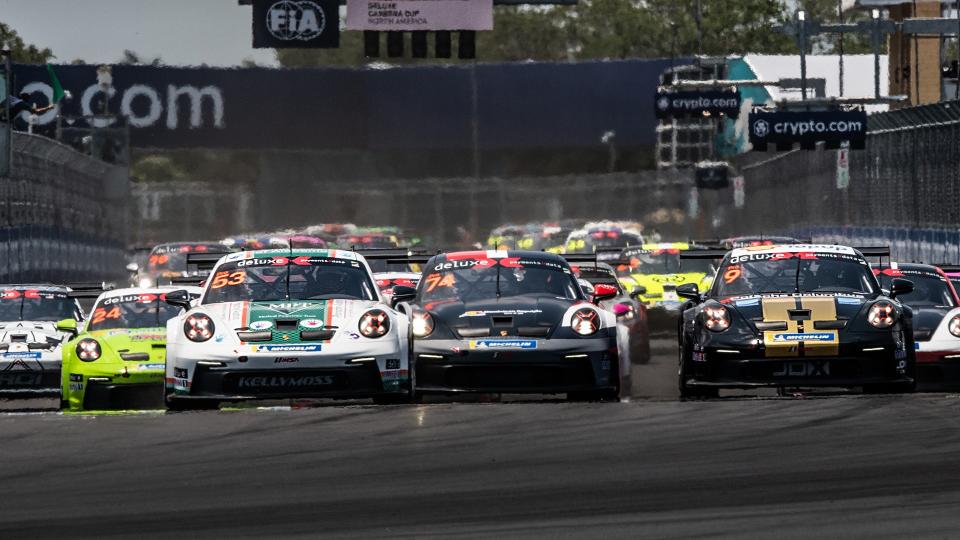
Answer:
[76,338,101,361]
[359,309,390,338]
[184,313,215,342]
[411,311,434,338]
[703,305,730,332]
[868,301,896,328]
[138,277,153,288]
[949,315,960,338]
[571,308,600,336]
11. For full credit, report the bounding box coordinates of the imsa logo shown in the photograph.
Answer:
[266,0,326,41]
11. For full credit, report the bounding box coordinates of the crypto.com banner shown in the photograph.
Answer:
[345,0,493,31]
[748,110,868,151]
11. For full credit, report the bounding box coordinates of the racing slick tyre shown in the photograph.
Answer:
[863,329,918,394]
[59,398,68,410]
[373,394,409,405]
[678,340,718,399]
[164,392,219,411]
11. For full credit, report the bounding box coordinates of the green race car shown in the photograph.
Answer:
[60,286,201,411]
[614,243,717,332]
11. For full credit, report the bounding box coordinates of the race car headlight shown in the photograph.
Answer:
[76,338,101,362]
[571,308,600,336]
[138,277,153,288]
[949,315,960,338]
[703,305,730,332]
[184,313,215,342]
[359,309,390,338]
[868,301,897,329]
[411,311,434,338]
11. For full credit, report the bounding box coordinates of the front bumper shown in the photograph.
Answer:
[413,335,617,394]
[65,367,165,410]
[0,357,60,397]
[686,333,911,388]
[167,343,408,401]
[915,339,960,386]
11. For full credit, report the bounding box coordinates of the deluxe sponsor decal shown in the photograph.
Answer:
[468,340,538,350]
[237,374,336,389]
[252,344,321,353]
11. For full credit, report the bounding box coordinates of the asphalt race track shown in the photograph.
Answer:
[4,342,960,538]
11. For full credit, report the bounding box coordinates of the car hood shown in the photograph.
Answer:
[910,306,952,337]
[721,293,869,323]
[429,296,574,329]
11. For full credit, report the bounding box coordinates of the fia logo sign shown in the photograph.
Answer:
[266,0,326,41]
[253,0,338,48]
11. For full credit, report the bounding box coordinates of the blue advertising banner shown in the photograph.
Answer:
[12,59,675,151]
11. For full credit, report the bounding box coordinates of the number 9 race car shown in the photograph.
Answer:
[677,244,916,398]
[163,249,410,410]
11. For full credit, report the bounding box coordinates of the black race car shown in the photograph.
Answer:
[394,250,621,400]
[677,244,916,398]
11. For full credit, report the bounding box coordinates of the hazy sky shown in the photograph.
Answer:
[1,0,279,66]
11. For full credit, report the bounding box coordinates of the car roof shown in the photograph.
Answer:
[0,284,70,292]
[433,250,566,261]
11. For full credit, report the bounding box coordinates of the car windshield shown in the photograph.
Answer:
[713,251,878,297]
[88,293,182,330]
[420,254,582,303]
[202,255,377,304]
[0,289,78,322]
[877,271,956,308]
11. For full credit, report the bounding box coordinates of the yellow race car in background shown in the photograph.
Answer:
[614,243,717,333]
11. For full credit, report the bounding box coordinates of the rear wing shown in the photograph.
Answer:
[561,254,598,264]
[66,282,115,299]
[354,248,430,260]
[169,276,206,286]
[186,252,233,271]
[854,247,890,262]
[679,249,728,260]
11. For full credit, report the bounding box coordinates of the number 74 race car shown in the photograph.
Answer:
[163,249,410,409]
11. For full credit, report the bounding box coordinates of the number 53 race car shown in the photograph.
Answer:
[163,249,410,409]
[677,244,916,398]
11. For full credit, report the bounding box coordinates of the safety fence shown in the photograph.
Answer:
[130,181,254,246]
[720,99,960,260]
[0,129,129,282]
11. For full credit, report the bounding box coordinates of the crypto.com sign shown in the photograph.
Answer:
[11,63,365,150]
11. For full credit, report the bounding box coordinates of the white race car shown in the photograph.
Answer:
[0,285,84,396]
[163,248,410,409]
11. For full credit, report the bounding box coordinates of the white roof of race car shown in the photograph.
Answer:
[728,244,860,258]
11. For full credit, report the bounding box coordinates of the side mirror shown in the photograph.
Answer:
[676,283,701,302]
[592,283,619,303]
[164,289,193,310]
[56,318,78,335]
[629,285,647,299]
[390,285,417,307]
[126,262,139,273]
[890,278,914,299]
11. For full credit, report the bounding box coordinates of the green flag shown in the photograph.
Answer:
[45,64,65,104]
